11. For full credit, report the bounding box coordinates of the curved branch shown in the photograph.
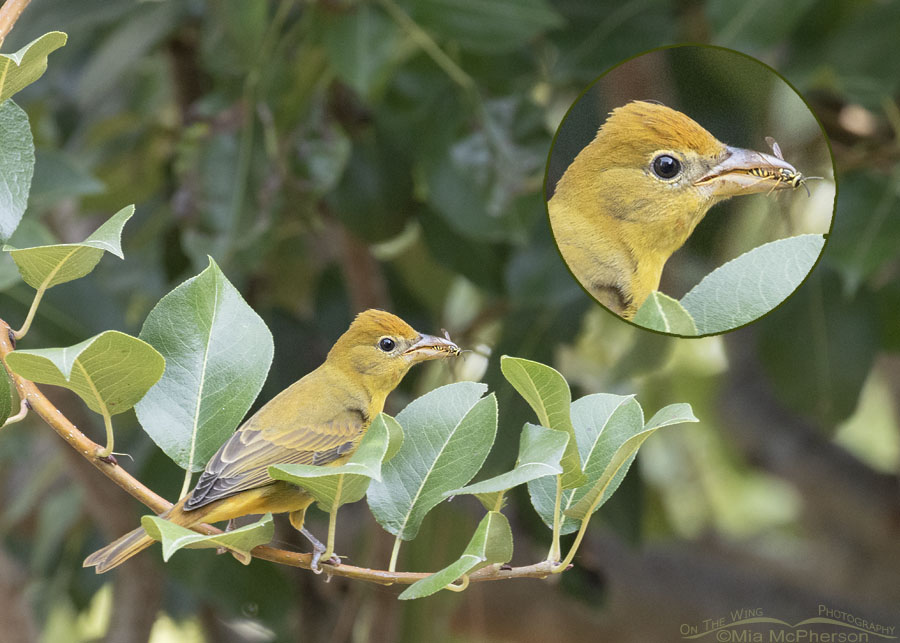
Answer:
[0,0,31,47]
[0,318,556,586]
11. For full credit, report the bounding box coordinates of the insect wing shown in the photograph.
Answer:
[765,136,784,161]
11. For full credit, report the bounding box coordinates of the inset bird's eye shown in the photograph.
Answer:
[378,337,396,352]
[652,154,681,179]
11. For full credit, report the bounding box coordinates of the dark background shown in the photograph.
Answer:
[0,1,898,642]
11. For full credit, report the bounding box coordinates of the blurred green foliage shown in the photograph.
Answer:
[1,0,899,641]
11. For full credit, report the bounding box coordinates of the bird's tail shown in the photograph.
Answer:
[83,525,156,573]
[83,497,202,574]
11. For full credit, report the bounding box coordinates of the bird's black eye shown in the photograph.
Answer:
[652,154,681,179]
[378,337,396,352]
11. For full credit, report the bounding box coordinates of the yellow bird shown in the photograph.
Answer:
[84,309,459,573]
[549,100,803,318]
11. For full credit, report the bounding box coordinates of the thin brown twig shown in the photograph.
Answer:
[0,0,31,48]
[0,317,556,586]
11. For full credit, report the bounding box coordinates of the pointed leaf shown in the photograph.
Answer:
[564,402,698,521]
[269,413,400,512]
[0,101,34,242]
[680,234,826,335]
[141,513,274,564]
[3,205,134,288]
[446,424,567,509]
[134,258,274,472]
[399,511,512,599]
[367,382,497,541]
[633,292,698,335]
[500,356,584,488]
[5,331,164,416]
[0,32,68,103]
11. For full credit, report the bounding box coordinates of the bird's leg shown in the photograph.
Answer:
[289,508,340,574]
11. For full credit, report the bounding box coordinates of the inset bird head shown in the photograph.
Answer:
[549,100,798,318]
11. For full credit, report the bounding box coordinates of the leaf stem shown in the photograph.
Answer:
[97,410,114,458]
[552,516,591,573]
[179,469,193,499]
[323,476,344,561]
[548,474,563,562]
[13,284,47,340]
[445,574,470,592]
[388,536,402,573]
[1,398,27,426]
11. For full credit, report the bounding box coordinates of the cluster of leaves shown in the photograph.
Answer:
[3,193,696,600]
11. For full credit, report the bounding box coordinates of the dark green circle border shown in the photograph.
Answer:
[541,42,839,339]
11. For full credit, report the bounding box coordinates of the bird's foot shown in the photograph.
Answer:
[300,527,341,574]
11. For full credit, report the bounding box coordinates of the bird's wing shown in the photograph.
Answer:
[184,408,367,511]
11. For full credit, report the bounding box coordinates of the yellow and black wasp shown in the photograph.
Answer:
[747,137,823,197]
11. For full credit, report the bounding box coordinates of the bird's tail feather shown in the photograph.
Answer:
[83,526,156,573]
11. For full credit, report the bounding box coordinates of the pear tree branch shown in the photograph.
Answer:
[0,317,558,586]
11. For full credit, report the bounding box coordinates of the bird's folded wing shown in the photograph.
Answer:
[184,409,366,510]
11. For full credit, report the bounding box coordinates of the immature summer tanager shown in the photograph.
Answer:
[84,309,459,573]
[549,100,802,318]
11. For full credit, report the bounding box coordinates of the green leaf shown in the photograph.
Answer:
[269,413,404,512]
[680,234,826,335]
[0,101,34,242]
[0,32,68,103]
[446,423,567,510]
[526,394,636,533]
[0,219,55,290]
[564,402,698,521]
[3,205,134,289]
[0,366,14,425]
[398,511,512,600]
[411,0,563,54]
[320,4,401,99]
[500,356,584,488]
[5,330,165,416]
[633,292,698,335]
[141,513,274,565]
[134,258,274,472]
[367,382,497,541]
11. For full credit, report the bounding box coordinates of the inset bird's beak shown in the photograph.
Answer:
[694,145,798,198]
[403,332,460,362]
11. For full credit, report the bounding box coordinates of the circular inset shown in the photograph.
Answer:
[545,45,835,337]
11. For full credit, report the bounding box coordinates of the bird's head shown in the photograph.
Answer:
[328,309,460,391]
[549,100,798,317]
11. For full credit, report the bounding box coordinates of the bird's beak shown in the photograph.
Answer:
[694,145,798,198]
[403,332,461,362]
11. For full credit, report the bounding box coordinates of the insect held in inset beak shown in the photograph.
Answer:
[747,137,824,197]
